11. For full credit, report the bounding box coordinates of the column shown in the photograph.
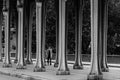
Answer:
[54,0,59,67]
[14,10,18,63]
[56,0,70,75]
[2,0,12,68]
[73,0,83,69]
[0,12,3,62]
[87,0,103,79]
[101,0,109,72]
[42,0,46,66]
[33,0,45,72]
[16,0,26,69]
[26,2,33,64]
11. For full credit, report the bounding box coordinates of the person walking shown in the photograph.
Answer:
[46,47,53,65]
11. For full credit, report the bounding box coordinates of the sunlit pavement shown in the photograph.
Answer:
[0,74,23,80]
[0,61,120,80]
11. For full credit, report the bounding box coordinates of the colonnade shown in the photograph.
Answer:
[0,0,109,79]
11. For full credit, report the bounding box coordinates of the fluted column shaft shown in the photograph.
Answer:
[87,0,103,79]
[73,0,83,69]
[34,1,45,72]
[26,2,33,64]
[27,5,33,64]
[54,0,59,67]
[2,0,12,67]
[14,11,18,63]
[42,0,46,66]
[101,0,109,72]
[56,0,70,75]
[16,0,26,69]
[0,12,3,62]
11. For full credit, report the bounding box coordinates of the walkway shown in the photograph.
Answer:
[0,61,120,80]
[0,74,22,80]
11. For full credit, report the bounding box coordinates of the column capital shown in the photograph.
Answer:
[36,2,42,7]
[2,5,8,16]
[17,7,23,12]
[2,8,8,13]
[17,0,24,8]
[3,11,8,16]
[17,0,24,11]
[3,0,9,12]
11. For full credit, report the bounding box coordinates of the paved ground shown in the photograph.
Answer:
[0,74,23,80]
[0,61,120,80]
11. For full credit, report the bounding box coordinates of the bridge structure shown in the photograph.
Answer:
[0,0,118,80]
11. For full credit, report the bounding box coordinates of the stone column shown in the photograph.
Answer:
[87,0,103,79]
[33,1,45,72]
[16,0,26,69]
[14,10,18,63]
[101,0,109,72]
[0,12,3,62]
[2,0,12,67]
[42,0,46,66]
[73,0,83,69]
[26,3,33,64]
[54,0,59,67]
[56,0,70,75]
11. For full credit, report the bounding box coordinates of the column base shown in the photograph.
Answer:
[26,59,33,64]
[73,63,83,69]
[87,73,103,80]
[56,69,70,75]
[101,67,109,72]
[54,62,58,67]
[2,63,12,68]
[14,59,18,63]
[33,66,45,72]
[16,64,26,69]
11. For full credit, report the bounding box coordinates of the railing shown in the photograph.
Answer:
[2,53,120,64]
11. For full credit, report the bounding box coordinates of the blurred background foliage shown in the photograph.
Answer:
[3,0,120,55]
[43,0,120,55]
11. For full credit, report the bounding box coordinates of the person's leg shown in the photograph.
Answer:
[50,57,52,65]
[47,57,49,65]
